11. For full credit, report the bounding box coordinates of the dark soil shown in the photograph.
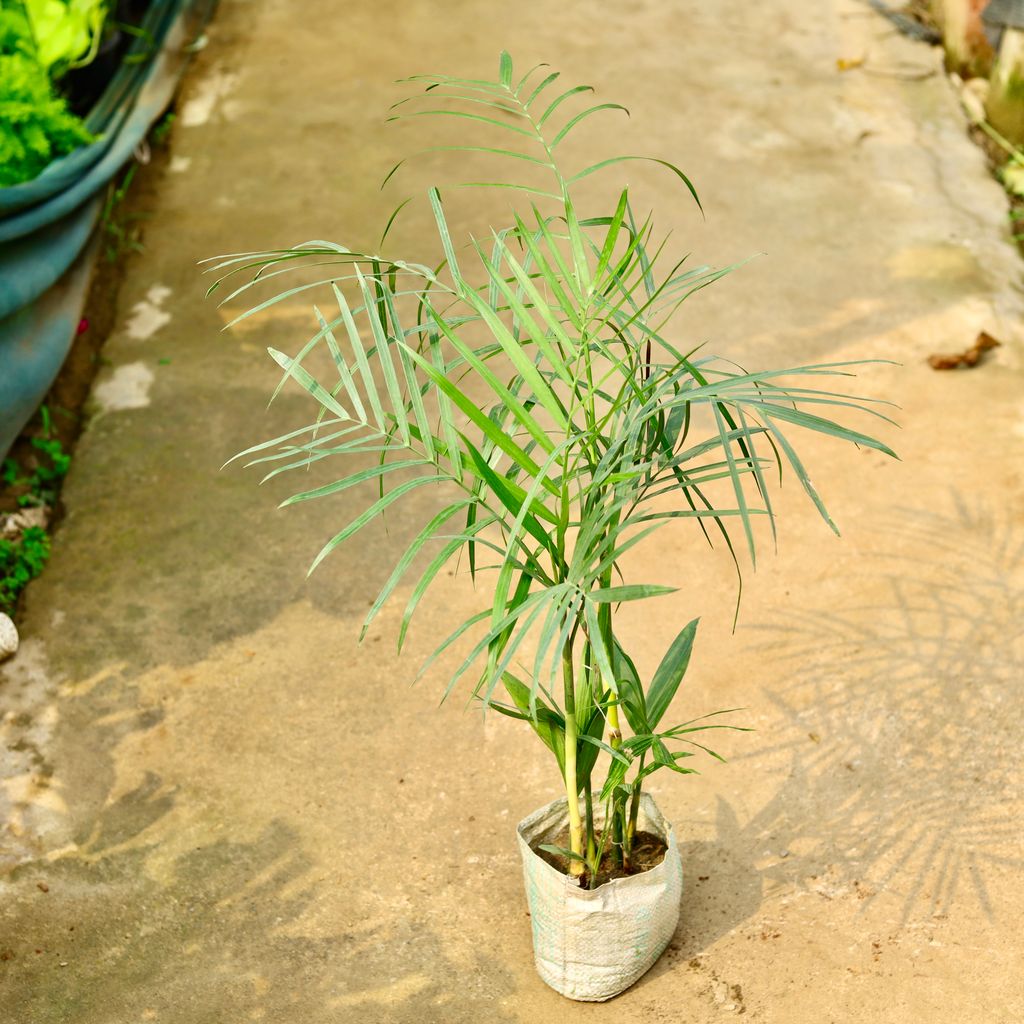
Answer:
[534,829,668,890]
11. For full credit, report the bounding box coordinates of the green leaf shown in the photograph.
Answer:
[763,418,838,536]
[279,459,430,507]
[333,284,386,431]
[578,730,630,765]
[427,334,463,483]
[612,640,649,734]
[266,348,348,420]
[379,197,413,247]
[647,618,699,729]
[307,475,437,575]
[538,843,586,863]
[361,500,471,639]
[599,752,632,802]
[502,672,567,777]
[356,270,409,443]
[713,403,757,567]
[524,71,559,108]
[401,343,559,495]
[399,530,477,652]
[551,103,629,147]
[428,188,462,282]
[423,296,560,457]
[575,689,610,786]
[538,84,594,127]
[588,584,677,603]
[387,108,535,139]
[593,189,630,285]
[569,155,703,214]
[754,401,898,459]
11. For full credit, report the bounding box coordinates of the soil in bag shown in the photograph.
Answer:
[533,829,668,889]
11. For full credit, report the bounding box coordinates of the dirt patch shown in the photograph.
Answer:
[534,828,668,889]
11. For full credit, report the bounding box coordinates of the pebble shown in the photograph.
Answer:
[954,74,989,126]
[0,613,18,661]
[0,506,49,539]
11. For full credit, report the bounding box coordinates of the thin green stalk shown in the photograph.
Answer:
[583,777,596,864]
[590,799,616,890]
[562,640,584,876]
[596,564,626,867]
[626,751,646,862]
[611,794,625,870]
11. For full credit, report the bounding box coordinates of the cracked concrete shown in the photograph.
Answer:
[1,1,1022,1021]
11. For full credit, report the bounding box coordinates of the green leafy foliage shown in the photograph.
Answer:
[212,53,897,885]
[0,0,106,187]
[0,526,49,614]
[2,407,71,509]
[19,0,109,75]
[0,8,36,57]
[0,51,93,185]
[0,407,69,612]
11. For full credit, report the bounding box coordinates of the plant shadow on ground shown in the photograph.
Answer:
[733,493,1023,926]
[667,804,765,955]
[0,659,517,1024]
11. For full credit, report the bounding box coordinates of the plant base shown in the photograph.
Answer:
[516,793,683,1001]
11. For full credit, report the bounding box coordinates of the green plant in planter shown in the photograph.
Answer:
[0,1,103,187]
[18,0,109,75]
[0,51,94,185]
[210,55,895,890]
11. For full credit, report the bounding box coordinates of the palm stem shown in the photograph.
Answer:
[626,751,646,863]
[583,777,596,864]
[562,639,584,876]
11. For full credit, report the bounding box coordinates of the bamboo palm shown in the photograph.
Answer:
[208,52,897,887]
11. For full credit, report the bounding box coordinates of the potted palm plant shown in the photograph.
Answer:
[208,53,896,1001]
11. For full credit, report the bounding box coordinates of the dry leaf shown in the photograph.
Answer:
[928,331,1001,370]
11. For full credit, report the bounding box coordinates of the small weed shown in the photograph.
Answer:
[1,405,71,613]
[99,109,174,263]
[101,162,145,263]
[150,110,175,146]
[1,407,71,509]
[0,528,50,615]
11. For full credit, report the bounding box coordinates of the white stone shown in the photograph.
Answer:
[1,506,50,539]
[0,613,18,660]
[959,77,989,125]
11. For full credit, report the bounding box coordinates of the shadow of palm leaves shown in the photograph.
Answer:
[737,493,1024,923]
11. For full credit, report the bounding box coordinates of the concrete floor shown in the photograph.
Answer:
[3,1,1023,1021]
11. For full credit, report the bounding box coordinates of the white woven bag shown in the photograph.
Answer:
[517,793,683,1001]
